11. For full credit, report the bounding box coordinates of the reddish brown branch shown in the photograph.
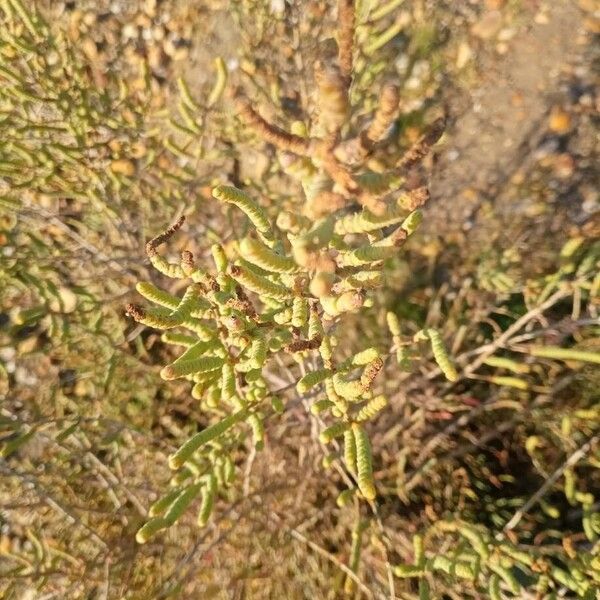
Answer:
[236,97,311,156]
[360,357,384,390]
[145,216,185,257]
[125,303,145,321]
[337,0,355,87]
[397,117,446,170]
[319,147,359,194]
[365,83,400,145]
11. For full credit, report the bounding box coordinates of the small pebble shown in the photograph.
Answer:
[456,42,473,69]
[548,106,572,134]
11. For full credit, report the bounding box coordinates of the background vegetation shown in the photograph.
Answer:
[1,0,598,598]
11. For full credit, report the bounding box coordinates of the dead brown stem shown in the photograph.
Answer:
[397,117,446,170]
[236,97,312,156]
[145,216,185,257]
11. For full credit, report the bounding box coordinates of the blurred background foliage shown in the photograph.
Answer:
[0,0,598,598]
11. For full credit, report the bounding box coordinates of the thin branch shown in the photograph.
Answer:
[503,433,600,532]
[287,524,374,598]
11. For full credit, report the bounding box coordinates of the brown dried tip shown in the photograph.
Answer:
[125,303,145,321]
[365,83,400,145]
[397,117,447,170]
[337,0,355,85]
[181,250,194,270]
[236,97,311,156]
[145,216,185,257]
[360,357,384,390]
[235,284,255,304]
[205,275,220,293]
[284,335,322,353]
[227,297,257,319]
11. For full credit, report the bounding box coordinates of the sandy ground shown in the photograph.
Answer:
[428,0,597,236]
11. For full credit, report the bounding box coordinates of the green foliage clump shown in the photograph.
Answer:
[126,0,452,539]
[128,173,432,535]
